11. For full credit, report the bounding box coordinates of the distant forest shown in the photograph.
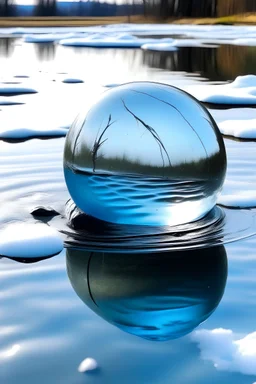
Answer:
[0,0,255,18]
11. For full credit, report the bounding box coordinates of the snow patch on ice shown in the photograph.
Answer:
[141,38,217,51]
[184,75,256,105]
[24,33,76,43]
[192,328,256,376]
[0,222,63,258]
[0,124,69,140]
[209,108,256,139]
[219,119,256,139]
[78,358,98,373]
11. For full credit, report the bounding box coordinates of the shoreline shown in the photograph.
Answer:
[0,14,255,28]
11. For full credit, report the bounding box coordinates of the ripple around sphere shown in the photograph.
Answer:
[52,200,256,253]
[64,82,227,226]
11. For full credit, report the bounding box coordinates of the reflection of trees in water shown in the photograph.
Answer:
[143,45,256,81]
[0,38,15,58]
[217,45,256,80]
[73,47,143,68]
[34,43,56,61]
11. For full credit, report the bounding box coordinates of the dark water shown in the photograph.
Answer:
[1,36,256,383]
[143,44,256,81]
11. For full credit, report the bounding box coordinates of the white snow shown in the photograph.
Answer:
[231,38,256,46]
[78,358,98,373]
[141,40,177,51]
[209,108,256,139]
[0,222,63,258]
[192,328,256,376]
[219,190,256,208]
[219,119,256,139]
[1,24,256,42]
[141,38,217,51]
[0,100,73,140]
[0,126,69,140]
[184,75,256,105]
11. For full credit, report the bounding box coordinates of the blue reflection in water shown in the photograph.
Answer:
[66,246,227,341]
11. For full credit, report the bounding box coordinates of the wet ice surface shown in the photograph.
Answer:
[1,26,256,384]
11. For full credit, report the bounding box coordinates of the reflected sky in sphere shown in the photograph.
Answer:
[66,245,227,341]
[64,82,227,226]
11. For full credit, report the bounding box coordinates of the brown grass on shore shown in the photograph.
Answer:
[0,13,255,28]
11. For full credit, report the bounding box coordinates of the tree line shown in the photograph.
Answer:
[0,0,255,18]
[145,0,256,19]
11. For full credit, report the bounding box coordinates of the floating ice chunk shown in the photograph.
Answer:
[141,39,177,51]
[0,222,63,258]
[0,125,68,140]
[219,119,256,139]
[0,85,37,96]
[209,108,256,139]
[192,328,256,376]
[0,103,71,140]
[78,357,98,373]
[219,190,256,208]
[59,34,161,48]
[24,33,76,43]
[232,38,256,46]
[231,75,256,88]
[62,78,84,84]
[141,38,217,51]
[184,75,256,105]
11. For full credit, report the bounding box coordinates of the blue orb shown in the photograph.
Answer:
[64,82,226,226]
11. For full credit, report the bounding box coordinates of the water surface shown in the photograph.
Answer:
[0,34,256,384]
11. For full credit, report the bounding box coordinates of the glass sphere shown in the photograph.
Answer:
[66,246,227,341]
[64,82,226,226]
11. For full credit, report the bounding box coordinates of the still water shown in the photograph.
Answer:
[0,35,256,384]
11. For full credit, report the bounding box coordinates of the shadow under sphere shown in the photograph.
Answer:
[66,246,227,341]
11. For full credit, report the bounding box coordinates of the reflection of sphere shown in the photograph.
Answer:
[66,246,227,341]
[64,82,226,226]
